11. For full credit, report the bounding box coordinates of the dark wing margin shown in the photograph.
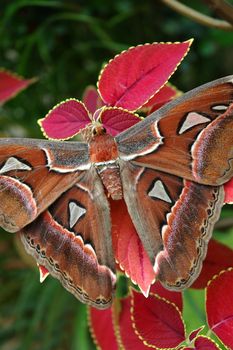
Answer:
[20,167,116,309]
[120,160,224,289]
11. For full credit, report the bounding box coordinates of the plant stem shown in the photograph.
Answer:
[160,0,233,31]
[204,0,233,25]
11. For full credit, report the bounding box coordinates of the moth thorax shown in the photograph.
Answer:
[97,164,123,200]
[89,133,119,163]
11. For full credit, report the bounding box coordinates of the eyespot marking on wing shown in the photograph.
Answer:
[178,112,210,134]
[0,157,32,174]
[148,179,172,203]
[69,201,86,228]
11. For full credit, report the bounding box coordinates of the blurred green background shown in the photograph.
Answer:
[0,1,233,349]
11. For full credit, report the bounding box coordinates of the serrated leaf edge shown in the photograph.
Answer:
[130,288,186,350]
[97,39,193,112]
[37,98,91,141]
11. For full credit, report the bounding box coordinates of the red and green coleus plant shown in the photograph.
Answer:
[90,261,233,349]
[38,41,185,141]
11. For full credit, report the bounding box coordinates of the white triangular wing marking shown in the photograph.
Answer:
[148,180,172,203]
[69,201,86,228]
[179,112,210,134]
[0,157,32,174]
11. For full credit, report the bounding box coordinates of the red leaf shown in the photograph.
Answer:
[224,178,233,203]
[38,99,91,140]
[82,85,104,115]
[119,296,149,349]
[99,107,141,136]
[89,307,118,350]
[0,69,36,104]
[192,239,233,289]
[132,289,185,349]
[150,281,183,312]
[206,268,233,348]
[189,326,205,342]
[181,337,219,350]
[98,40,192,111]
[193,336,220,349]
[110,199,155,297]
[142,83,181,113]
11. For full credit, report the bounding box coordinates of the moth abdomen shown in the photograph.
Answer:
[96,163,123,200]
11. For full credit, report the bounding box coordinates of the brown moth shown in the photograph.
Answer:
[0,76,233,309]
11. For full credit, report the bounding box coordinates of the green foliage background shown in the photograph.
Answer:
[0,1,233,349]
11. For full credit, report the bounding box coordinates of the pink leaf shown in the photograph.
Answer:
[0,69,36,104]
[38,99,91,140]
[110,199,155,297]
[98,40,192,111]
[119,296,149,349]
[82,85,104,115]
[193,336,220,349]
[141,83,181,113]
[224,178,233,203]
[150,281,183,312]
[206,268,233,348]
[99,107,141,136]
[89,307,118,350]
[132,289,185,348]
[192,239,233,289]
